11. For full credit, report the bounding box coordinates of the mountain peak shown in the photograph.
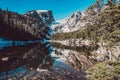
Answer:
[25,10,54,25]
[52,11,83,33]
[74,11,81,15]
[70,11,82,19]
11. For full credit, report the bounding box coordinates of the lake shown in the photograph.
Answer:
[0,41,98,80]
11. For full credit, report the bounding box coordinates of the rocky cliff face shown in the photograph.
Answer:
[52,11,83,33]
[25,10,54,25]
[52,11,92,33]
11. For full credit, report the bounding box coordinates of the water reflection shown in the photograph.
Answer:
[0,42,54,79]
[51,42,98,70]
[0,42,90,80]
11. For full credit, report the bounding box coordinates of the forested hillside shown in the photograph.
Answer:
[0,8,50,41]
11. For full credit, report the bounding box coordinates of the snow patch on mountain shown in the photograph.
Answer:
[36,10,49,13]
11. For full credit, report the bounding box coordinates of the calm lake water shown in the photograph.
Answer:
[0,41,98,80]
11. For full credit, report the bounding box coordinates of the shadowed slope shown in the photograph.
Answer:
[0,8,51,41]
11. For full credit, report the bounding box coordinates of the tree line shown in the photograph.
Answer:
[0,8,50,41]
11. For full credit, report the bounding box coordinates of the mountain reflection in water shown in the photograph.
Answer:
[51,42,98,70]
[0,42,54,79]
[0,42,91,80]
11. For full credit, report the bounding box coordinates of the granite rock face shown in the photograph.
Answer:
[52,11,84,33]
[25,10,55,25]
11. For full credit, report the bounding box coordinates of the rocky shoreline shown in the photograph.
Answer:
[50,39,120,61]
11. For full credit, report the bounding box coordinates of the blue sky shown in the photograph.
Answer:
[0,0,95,20]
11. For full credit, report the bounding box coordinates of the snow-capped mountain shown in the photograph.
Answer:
[52,11,88,33]
[22,10,55,39]
[24,10,54,25]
